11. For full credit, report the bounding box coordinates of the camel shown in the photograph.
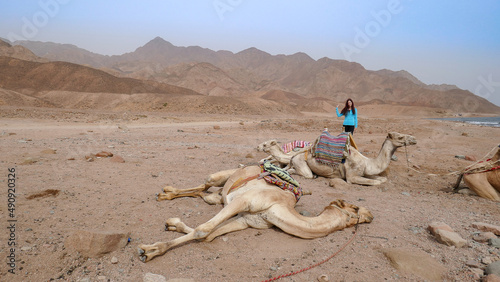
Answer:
[287,132,417,185]
[459,146,500,201]
[256,139,311,166]
[138,165,374,262]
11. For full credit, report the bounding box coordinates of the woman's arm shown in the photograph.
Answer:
[335,107,343,117]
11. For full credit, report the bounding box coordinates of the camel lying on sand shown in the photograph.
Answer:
[139,165,374,262]
[256,139,311,166]
[461,146,500,201]
[288,132,417,185]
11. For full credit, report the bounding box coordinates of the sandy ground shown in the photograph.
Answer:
[0,105,499,282]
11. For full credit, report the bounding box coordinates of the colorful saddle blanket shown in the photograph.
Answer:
[313,131,350,166]
[260,162,302,202]
[281,140,311,154]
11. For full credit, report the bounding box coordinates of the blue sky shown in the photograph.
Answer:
[1,0,500,106]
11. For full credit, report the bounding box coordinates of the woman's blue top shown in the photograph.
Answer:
[336,107,358,128]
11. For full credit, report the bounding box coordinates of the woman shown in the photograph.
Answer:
[336,98,357,134]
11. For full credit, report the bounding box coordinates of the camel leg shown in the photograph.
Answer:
[365,175,387,183]
[290,155,314,179]
[165,216,256,242]
[165,218,194,234]
[464,173,500,201]
[205,216,254,242]
[156,169,238,202]
[346,175,384,186]
[138,195,253,262]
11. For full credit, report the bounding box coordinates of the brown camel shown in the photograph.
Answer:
[256,139,311,166]
[288,132,417,185]
[461,146,500,201]
[138,165,374,262]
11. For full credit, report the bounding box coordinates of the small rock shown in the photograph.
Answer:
[473,232,497,243]
[433,229,467,247]
[489,238,500,248]
[465,155,477,161]
[110,155,125,163]
[483,274,500,282]
[455,155,466,159]
[485,261,500,276]
[65,230,130,258]
[142,272,167,282]
[111,256,118,264]
[466,259,481,268]
[428,222,454,235]
[483,257,494,265]
[382,247,447,281]
[213,125,221,130]
[470,267,484,279]
[472,222,500,236]
[95,151,113,158]
[41,149,57,154]
[299,210,312,217]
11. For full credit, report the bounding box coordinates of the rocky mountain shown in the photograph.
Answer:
[0,40,47,62]
[10,37,500,114]
[0,56,200,96]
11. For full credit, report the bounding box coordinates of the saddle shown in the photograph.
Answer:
[312,130,352,167]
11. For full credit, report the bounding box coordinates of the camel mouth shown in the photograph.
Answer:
[405,139,417,146]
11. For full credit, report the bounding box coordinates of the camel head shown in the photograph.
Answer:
[256,139,278,153]
[329,199,374,224]
[386,132,417,148]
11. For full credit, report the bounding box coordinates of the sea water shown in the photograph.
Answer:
[432,116,500,128]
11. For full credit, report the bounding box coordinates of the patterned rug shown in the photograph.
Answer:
[281,140,311,154]
[313,131,350,166]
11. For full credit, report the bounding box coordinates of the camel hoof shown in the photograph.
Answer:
[137,247,145,255]
[139,255,147,263]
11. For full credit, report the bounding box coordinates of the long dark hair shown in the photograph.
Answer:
[340,98,356,115]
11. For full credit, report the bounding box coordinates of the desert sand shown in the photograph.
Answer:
[0,104,499,281]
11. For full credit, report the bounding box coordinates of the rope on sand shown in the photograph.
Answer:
[261,219,360,282]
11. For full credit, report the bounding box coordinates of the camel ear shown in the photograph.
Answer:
[271,140,277,145]
[387,132,395,139]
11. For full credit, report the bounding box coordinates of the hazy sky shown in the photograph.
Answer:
[2,0,500,106]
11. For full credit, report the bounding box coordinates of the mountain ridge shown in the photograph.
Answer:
[8,37,500,114]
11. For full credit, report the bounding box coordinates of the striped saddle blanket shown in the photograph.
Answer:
[281,140,311,154]
[313,131,350,166]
